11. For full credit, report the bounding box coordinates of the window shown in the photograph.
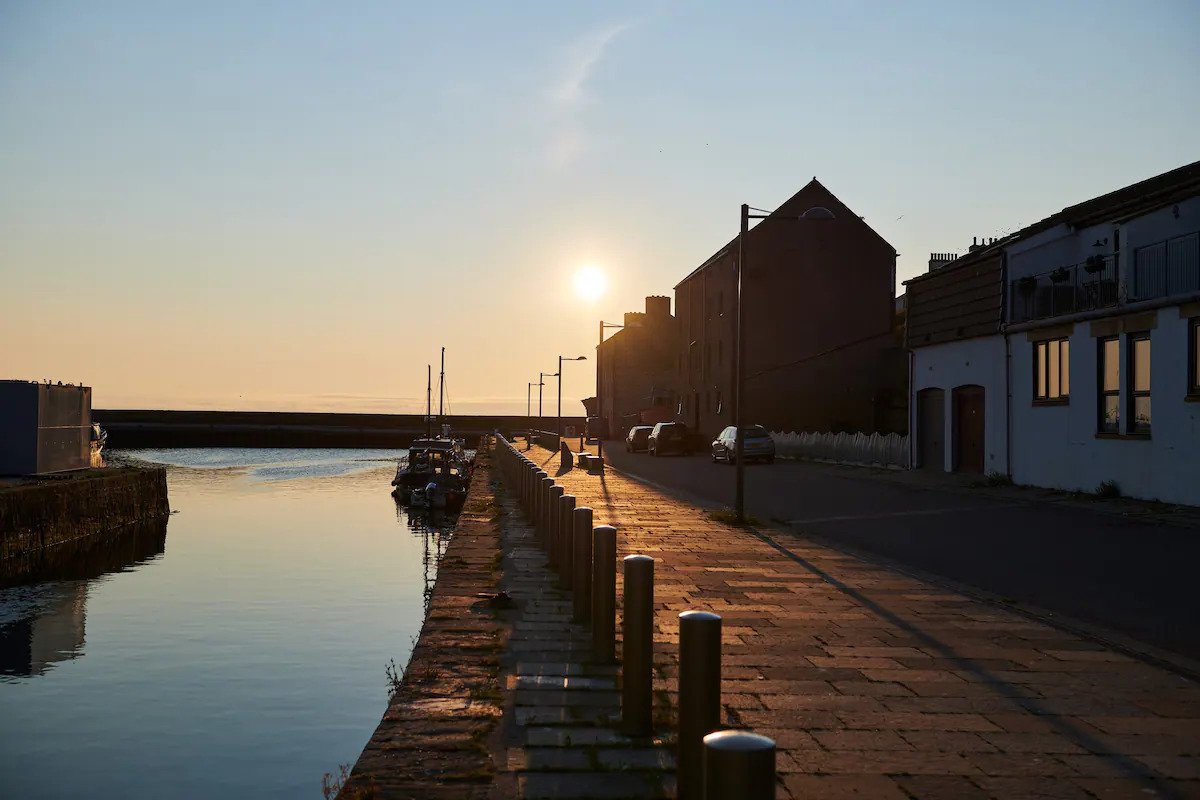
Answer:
[1129,334,1151,433]
[1190,318,1200,397]
[1034,338,1070,402]
[1099,337,1120,433]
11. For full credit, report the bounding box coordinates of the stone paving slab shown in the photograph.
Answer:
[508,442,1200,800]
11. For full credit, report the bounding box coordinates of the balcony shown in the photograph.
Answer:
[1010,255,1118,323]
[1129,230,1200,302]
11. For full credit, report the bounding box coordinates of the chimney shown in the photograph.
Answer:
[645,295,670,318]
[624,311,646,328]
[927,252,959,272]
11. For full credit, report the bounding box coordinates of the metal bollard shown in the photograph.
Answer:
[622,555,654,736]
[547,485,564,563]
[571,507,593,623]
[677,610,722,800]
[703,731,775,800]
[538,475,552,543]
[527,466,538,518]
[591,525,617,663]
[558,495,576,588]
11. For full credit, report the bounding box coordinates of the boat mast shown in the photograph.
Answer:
[426,364,432,439]
[438,346,445,423]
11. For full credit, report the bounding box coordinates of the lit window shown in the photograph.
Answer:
[1129,334,1151,433]
[1034,338,1070,401]
[1099,337,1119,433]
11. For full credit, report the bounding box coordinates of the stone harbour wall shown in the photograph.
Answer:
[342,441,508,799]
[0,467,170,582]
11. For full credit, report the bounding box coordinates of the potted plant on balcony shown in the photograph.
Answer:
[1084,254,1106,274]
[1050,267,1070,283]
[1016,276,1037,295]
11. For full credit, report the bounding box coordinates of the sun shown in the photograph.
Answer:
[573,265,607,301]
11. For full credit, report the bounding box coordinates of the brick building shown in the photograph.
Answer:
[595,296,678,437]
[673,178,905,440]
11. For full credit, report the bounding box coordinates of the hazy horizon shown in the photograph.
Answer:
[3,1,1198,414]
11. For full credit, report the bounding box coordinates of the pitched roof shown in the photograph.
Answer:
[905,159,1200,286]
[674,178,896,289]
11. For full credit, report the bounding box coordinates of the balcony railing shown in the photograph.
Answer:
[1010,255,1118,323]
[1129,230,1200,302]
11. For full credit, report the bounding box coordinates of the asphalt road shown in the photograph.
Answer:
[597,443,1200,664]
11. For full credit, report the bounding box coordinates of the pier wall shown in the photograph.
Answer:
[343,440,507,797]
[94,410,585,449]
[0,467,170,583]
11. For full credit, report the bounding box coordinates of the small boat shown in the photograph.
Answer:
[90,423,107,468]
[391,349,471,510]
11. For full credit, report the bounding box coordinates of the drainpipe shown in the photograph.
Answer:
[907,347,915,469]
[1001,250,1013,480]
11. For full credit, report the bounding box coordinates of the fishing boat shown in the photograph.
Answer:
[392,349,471,509]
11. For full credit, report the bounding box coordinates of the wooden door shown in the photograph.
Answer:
[953,385,985,474]
[917,388,945,471]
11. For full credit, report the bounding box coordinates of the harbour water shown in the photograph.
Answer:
[0,448,451,799]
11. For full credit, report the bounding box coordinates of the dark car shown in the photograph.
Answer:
[625,425,654,452]
[647,422,697,456]
[712,425,776,464]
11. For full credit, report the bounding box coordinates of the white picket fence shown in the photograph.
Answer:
[770,430,910,469]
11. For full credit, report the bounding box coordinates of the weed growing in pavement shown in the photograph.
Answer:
[708,507,761,527]
[385,658,404,699]
[1096,480,1121,498]
[983,471,1014,487]
[321,764,377,800]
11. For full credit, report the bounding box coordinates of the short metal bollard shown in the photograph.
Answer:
[538,475,552,543]
[558,494,576,588]
[703,730,776,800]
[571,507,593,623]
[547,485,564,564]
[678,610,722,800]
[622,555,654,736]
[537,472,549,534]
[590,525,617,663]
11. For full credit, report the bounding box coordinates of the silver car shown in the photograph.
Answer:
[711,425,776,464]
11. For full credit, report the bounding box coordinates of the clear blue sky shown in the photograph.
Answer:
[2,1,1197,413]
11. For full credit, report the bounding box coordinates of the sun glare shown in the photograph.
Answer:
[573,265,607,301]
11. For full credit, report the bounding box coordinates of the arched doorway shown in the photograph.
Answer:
[917,388,945,471]
[952,385,985,474]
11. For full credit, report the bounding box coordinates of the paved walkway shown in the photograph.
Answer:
[505,442,1200,799]
[494,454,674,799]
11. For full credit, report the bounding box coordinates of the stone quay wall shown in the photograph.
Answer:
[343,440,508,799]
[0,467,170,583]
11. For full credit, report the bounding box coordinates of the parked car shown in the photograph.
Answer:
[647,422,699,456]
[625,425,654,452]
[711,425,776,464]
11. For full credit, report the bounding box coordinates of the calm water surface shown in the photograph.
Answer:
[0,448,454,799]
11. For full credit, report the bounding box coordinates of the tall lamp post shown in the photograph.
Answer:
[557,355,587,439]
[528,380,543,425]
[734,202,834,522]
[596,321,624,459]
[539,371,556,433]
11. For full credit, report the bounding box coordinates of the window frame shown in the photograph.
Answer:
[1033,337,1070,405]
[1128,333,1151,435]
[1189,317,1200,400]
[1097,336,1120,434]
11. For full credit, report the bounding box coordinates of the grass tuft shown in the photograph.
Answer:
[708,507,761,527]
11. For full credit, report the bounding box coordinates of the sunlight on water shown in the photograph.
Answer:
[0,448,454,799]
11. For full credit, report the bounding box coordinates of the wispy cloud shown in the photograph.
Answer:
[544,21,631,168]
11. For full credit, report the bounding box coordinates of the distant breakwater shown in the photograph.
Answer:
[94,410,587,449]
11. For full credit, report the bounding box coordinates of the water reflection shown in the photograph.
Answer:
[397,501,456,616]
[0,516,168,678]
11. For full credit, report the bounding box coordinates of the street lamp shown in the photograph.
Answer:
[539,371,556,433]
[557,355,587,439]
[596,321,624,459]
[527,380,543,424]
[734,202,834,522]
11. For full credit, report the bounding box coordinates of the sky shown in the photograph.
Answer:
[2,1,1198,415]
